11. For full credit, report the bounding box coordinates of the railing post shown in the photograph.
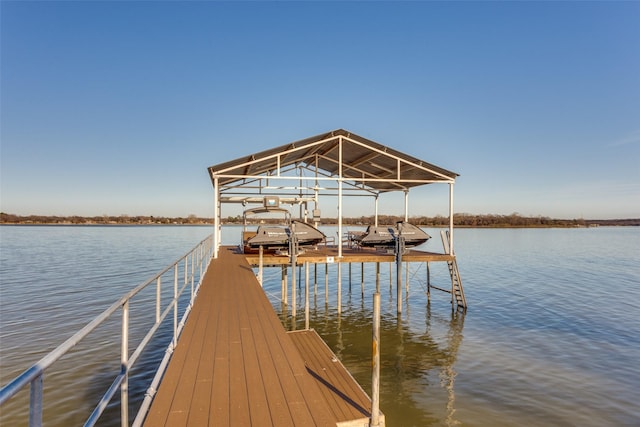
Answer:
[186,256,190,286]
[29,374,43,427]
[173,265,178,347]
[190,250,195,303]
[121,300,129,427]
[199,244,204,278]
[156,277,161,324]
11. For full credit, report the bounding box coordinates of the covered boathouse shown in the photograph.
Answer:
[143,129,465,427]
[208,128,461,258]
[206,128,467,313]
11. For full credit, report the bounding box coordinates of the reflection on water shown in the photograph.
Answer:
[264,262,467,427]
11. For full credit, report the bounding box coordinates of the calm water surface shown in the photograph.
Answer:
[1,225,638,426]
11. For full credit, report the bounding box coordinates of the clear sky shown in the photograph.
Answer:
[1,1,638,220]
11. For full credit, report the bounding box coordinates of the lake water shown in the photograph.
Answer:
[1,225,639,426]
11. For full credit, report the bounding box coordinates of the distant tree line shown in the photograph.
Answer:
[0,213,213,225]
[2,212,637,227]
[321,213,639,228]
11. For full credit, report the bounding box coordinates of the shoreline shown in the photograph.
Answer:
[2,213,638,228]
[2,222,637,228]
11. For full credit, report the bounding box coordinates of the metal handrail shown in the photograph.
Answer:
[0,234,214,427]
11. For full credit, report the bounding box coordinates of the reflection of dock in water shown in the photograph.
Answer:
[429,305,465,427]
[282,293,466,426]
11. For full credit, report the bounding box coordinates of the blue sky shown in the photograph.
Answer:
[1,1,638,220]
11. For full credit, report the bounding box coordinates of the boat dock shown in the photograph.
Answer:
[145,129,466,426]
[143,246,382,427]
[144,129,466,426]
[0,130,467,426]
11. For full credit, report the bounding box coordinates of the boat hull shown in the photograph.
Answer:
[355,222,431,249]
[244,220,326,253]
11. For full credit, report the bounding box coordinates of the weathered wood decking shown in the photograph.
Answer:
[143,246,380,427]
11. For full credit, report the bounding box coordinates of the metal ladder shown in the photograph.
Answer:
[441,230,467,310]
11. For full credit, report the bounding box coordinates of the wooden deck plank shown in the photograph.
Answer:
[245,294,319,426]
[288,330,373,422]
[144,246,376,427]
[236,260,335,427]
[298,331,355,420]
[236,304,273,426]
[244,272,341,427]
[186,307,218,426]
[145,300,205,426]
[306,332,371,417]
[244,304,295,427]
[209,275,230,426]
[291,331,351,421]
[230,259,287,426]
[169,303,212,418]
[227,282,253,426]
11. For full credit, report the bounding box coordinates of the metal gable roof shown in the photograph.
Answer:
[207,129,458,193]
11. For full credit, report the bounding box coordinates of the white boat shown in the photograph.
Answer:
[353,221,431,249]
[242,207,325,253]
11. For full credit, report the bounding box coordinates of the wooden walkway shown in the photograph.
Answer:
[143,246,380,427]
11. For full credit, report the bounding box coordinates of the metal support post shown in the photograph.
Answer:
[396,236,405,314]
[213,177,219,258]
[325,263,329,304]
[361,262,365,297]
[427,262,431,302]
[305,262,310,330]
[371,292,381,427]
[282,266,287,306]
[404,190,409,222]
[258,245,264,287]
[290,223,297,318]
[337,263,342,314]
[405,262,410,294]
[121,301,129,427]
[449,183,455,255]
[190,252,195,304]
[173,266,178,347]
[29,375,43,427]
